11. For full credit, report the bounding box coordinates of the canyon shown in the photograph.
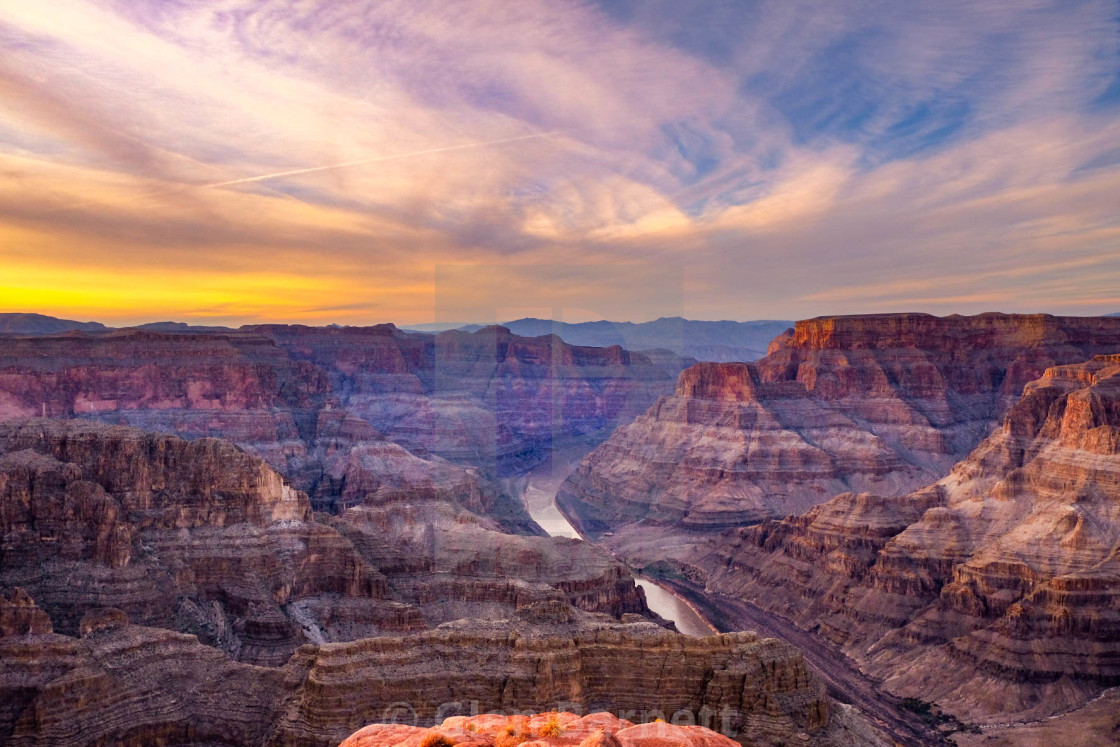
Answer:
[558,312,1120,534]
[4,311,1120,745]
[555,315,1120,739]
[703,355,1120,724]
[0,323,686,518]
[0,419,842,746]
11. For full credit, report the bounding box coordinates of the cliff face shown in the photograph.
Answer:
[558,313,1120,530]
[705,356,1120,723]
[0,418,837,747]
[0,329,329,494]
[0,324,681,518]
[0,421,654,668]
[249,324,681,471]
[0,596,829,747]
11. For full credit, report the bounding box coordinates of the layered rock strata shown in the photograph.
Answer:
[0,420,650,666]
[705,356,1120,722]
[249,323,681,471]
[1,592,830,747]
[0,324,682,518]
[558,313,1120,530]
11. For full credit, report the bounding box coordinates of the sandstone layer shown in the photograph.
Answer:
[339,711,740,747]
[0,420,656,667]
[1,590,832,747]
[558,313,1120,531]
[705,356,1120,723]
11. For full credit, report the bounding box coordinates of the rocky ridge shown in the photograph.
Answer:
[557,313,1120,536]
[704,355,1120,723]
[0,420,655,666]
[339,711,739,747]
[0,590,833,747]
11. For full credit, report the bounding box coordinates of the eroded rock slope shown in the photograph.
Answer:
[706,356,1120,722]
[559,313,1120,530]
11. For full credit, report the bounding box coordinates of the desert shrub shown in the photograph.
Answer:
[420,731,454,747]
[538,716,563,737]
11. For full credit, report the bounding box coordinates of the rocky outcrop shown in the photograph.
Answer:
[324,501,650,626]
[0,419,412,664]
[273,618,828,747]
[558,313,1120,531]
[705,356,1120,723]
[0,596,830,747]
[2,613,292,746]
[0,420,660,666]
[339,711,740,747]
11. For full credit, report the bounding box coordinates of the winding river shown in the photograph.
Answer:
[507,448,716,637]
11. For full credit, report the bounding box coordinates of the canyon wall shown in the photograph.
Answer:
[0,324,683,517]
[705,355,1120,722]
[0,420,654,666]
[558,313,1120,530]
[1,589,829,747]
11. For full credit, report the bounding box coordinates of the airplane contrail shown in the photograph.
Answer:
[38,129,568,214]
[203,129,568,189]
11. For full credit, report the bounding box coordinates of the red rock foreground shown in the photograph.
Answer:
[341,712,737,747]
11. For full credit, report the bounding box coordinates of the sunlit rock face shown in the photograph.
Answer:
[706,356,1120,723]
[557,313,1120,530]
[339,711,743,747]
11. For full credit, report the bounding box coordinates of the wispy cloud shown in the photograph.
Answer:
[0,0,1117,324]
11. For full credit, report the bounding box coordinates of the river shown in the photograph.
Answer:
[506,448,716,637]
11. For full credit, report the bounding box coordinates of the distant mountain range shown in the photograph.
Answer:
[9,312,1117,362]
[404,317,795,362]
[0,313,109,335]
[1,313,793,362]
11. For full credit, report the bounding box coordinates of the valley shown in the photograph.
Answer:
[2,312,1118,746]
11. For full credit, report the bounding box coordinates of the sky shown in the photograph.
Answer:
[1,0,1119,326]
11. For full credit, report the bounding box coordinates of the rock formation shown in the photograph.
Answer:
[0,420,654,667]
[339,711,740,747]
[1,591,832,747]
[248,323,682,472]
[0,324,683,519]
[704,355,1120,723]
[558,313,1120,534]
[0,416,856,746]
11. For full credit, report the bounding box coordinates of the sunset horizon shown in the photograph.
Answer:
[3,1,1118,325]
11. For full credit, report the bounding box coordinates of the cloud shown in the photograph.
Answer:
[0,0,1118,324]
